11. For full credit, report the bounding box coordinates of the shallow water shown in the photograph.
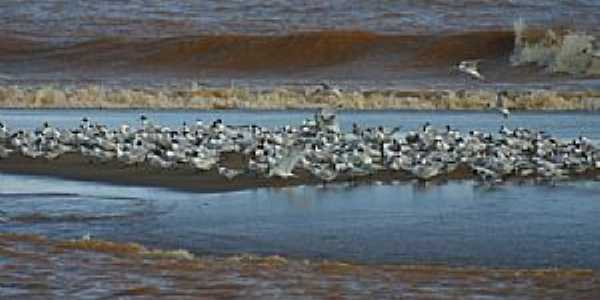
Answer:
[2,109,600,139]
[2,110,600,268]
[2,174,600,268]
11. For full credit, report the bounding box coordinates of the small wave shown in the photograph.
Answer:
[0,36,47,54]
[95,195,144,201]
[141,31,380,70]
[12,212,138,223]
[0,30,515,73]
[55,238,146,255]
[0,192,143,202]
[0,192,81,199]
[55,238,195,260]
[1,233,598,299]
[6,28,599,86]
[415,30,514,65]
[511,20,600,75]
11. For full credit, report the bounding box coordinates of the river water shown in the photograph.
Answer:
[2,109,600,298]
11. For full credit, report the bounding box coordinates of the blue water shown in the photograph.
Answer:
[2,109,600,140]
[1,174,600,268]
[1,110,600,268]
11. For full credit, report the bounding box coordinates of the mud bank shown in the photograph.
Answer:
[0,154,598,193]
[0,153,457,193]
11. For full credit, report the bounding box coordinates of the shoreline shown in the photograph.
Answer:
[0,153,460,193]
[1,85,600,110]
[0,154,598,193]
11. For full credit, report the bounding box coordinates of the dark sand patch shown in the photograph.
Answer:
[0,153,455,193]
[1,153,599,193]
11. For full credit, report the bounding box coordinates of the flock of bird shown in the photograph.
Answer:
[0,109,599,185]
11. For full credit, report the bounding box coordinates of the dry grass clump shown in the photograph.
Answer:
[144,249,196,260]
[442,90,494,109]
[55,239,146,255]
[506,90,575,110]
[0,232,48,243]
[0,84,598,110]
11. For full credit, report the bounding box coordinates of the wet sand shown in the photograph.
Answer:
[2,233,599,299]
[0,153,598,193]
[0,153,429,193]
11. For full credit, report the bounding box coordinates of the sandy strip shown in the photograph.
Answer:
[2,153,599,192]
[2,85,600,110]
[0,153,477,193]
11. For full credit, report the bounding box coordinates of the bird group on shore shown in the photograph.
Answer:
[0,110,599,184]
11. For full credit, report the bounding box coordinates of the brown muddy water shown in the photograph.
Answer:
[0,1,599,88]
[2,234,600,299]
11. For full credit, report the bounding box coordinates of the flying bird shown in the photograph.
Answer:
[457,60,486,82]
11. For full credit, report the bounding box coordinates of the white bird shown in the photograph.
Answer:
[315,107,340,132]
[313,82,343,98]
[0,122,8,140]
[410,163,441,180]
[496,107,510,119]
[20,145,43,158]
[268,149,304,178]
[0,145,13,159]
[189,155,217,171]
[1,112,599,187]
[218,167,243,180]
[312,165,338,182]
[147,153,174,169]
[472,166,499,181]
[457,60,485,81]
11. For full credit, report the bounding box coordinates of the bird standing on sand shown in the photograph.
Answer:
[0,122,8,140]
[2,110,600,186]
[457,60,486,82]
[495,91,510,119]
[0,144,14,159]
[140,114,148,129]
